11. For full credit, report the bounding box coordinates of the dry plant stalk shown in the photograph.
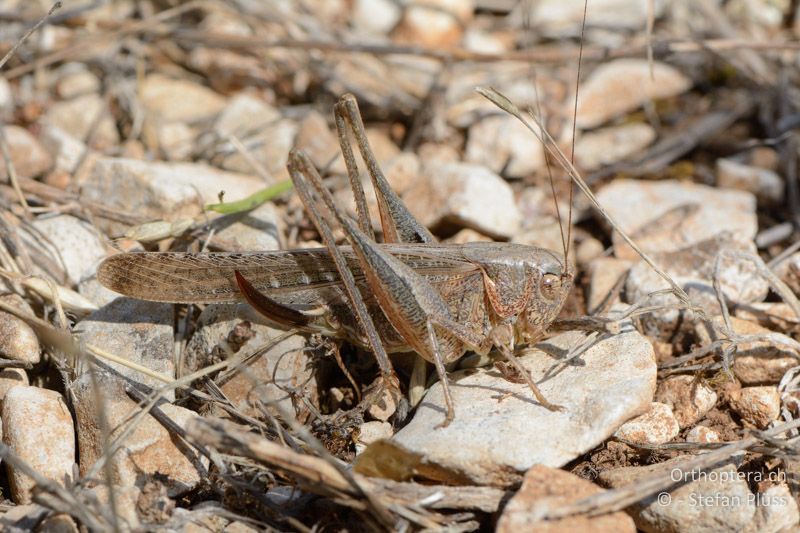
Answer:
[98,94,575,426]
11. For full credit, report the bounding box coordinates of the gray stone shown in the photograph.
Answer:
[140,74,226,124]
[0,125,53,179]
[24,214,107,285]
[71,371,208,498]
[184,304,314,420]
[596,179,757,259]
[575,123,656,171]
[39,125,88,174]
[218,119,297,180]
[81,158,264,221]
[614,402,680,445]
[655,375,717,429]
[214,93,281,139]
[403,160,522,239]
[528,0,666,36]
[42,93,119,148]
[3,386,75,504]
[575,59,691,129]
[391,320,656,486]
[746,484,800,533]
[210,202,283,251]
[76,298,175,396]
[625,232,769,339]
[465,114,544,178]
[598,459,756,533]
[78,277,125,308]
[717,158,783,204]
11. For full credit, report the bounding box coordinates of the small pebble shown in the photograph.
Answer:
[352,0,402,35]
[403,160,522,239]
[729,386,780,429]
[367,388,397,422]
[717,157,783,204]
[655,375,717,429]
[614,402,680,445]
[498,465,635,532]
[574,123,656,171]
[575,59,692,129]
[42,93,119,148]
[140,74,226,124]
[685,425,721,444]
[392,0,471,48]
[0,368,28,401]
[0,312,40,364]
[599,459,755,532]
[3,386,75,504]
[465,114,545,178]
[71,371,208,497]
[575,236,605,266]
[0,125,53,179]
[356,421,394,454]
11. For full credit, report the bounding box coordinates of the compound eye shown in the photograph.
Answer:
[540,273,561,301]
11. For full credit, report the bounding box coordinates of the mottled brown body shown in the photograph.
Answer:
[99,242,571,362]
[98,94,573,425]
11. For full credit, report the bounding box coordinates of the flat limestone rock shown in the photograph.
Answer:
[598,459,756,533]
[403,160,522,239]
[574,59,691,129]
[184,303,314,420]
[26,214,107,285]
[595,179,757,259]
[625,232,769,339]
[497,465,636,532]
[81,158,264,221]
[389,322,656,486]
[71,371,208,498]
[3,386,75,504]
[76,297,175,396]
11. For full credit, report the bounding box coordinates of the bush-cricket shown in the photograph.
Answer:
[98,94,574,426]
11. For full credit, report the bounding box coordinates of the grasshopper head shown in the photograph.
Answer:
[518,253,574,344]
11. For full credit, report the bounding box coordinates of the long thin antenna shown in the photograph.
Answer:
[525,0,569,266]
[564,0,589,267]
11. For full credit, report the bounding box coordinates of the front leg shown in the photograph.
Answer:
[489,324,563,411]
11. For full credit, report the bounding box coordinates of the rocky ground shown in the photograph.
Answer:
[0,0,799,531]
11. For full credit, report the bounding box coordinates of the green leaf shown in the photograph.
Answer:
[205,180,293,214]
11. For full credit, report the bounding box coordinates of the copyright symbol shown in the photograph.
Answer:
[657,492,672,506]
